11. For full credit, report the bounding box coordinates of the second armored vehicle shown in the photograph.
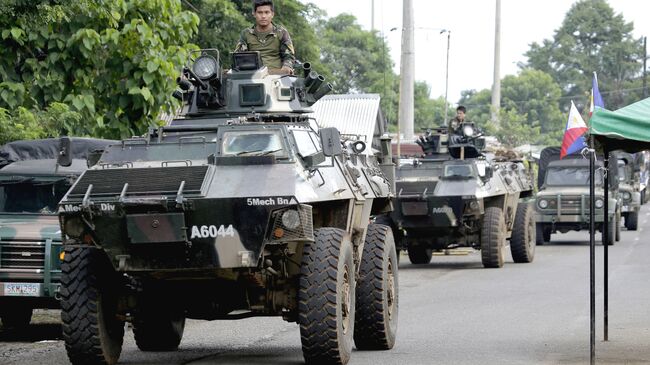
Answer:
[57,50,398,365]
[382,123,536,268]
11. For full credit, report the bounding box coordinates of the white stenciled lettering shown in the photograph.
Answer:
[190,225,236,239]
[100,203,115,211]
[59,204,81,213]
[432,207,453,214]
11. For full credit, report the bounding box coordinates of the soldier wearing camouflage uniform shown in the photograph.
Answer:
[235,0,295,74]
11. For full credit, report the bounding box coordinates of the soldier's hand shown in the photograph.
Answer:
[280,66,294,75]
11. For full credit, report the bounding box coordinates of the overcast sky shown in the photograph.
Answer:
[303,0,650,104]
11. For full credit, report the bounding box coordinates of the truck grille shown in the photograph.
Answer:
[0,240,46,269]
[69,166,209,198]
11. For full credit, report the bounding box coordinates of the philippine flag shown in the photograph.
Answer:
[560,101,588,159]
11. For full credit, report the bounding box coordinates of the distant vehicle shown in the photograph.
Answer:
[535,147,621,245]
[57,50,397,365]
[614,152,641,230]
[0,137,113,328]
[380,124,536,268]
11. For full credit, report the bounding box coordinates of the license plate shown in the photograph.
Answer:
[3,283,40,297]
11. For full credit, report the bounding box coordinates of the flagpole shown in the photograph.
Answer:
[589,135,596,365]
[603,147,609,342]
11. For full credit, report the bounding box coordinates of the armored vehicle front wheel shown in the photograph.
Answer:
[481,207,506,268]
[625,211,638,231]
[61,247,124,365]
[407,245,432,265]
[133,297,185,351]
[0,305,32,329]
[299,228,355,365]
[354,223,399,351]
[510,203,535,263]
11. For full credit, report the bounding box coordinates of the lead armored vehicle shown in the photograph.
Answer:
[58,50,397,365]
[0,137,113,329]
[535,147,620,245]
[381,123,536,268]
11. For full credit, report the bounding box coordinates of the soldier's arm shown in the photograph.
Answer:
[234,30,248,52]
[279,28,296,70]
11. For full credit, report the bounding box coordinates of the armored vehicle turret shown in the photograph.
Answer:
[57,50,398,365]
[379,124,536,268]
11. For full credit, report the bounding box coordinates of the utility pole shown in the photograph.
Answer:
[491,0,501,126]
[371,0,375,31]
[643,37,648,99]
[443,30,451,125]
[398,0,415,141]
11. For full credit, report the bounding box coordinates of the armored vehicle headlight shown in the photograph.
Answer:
[64,217,84,238]
[281,210,301,229]
[622,192,631,200]
[193,55,218,80]
[463,125,475,137]
[538,199,549,209]
[595,198,604,208]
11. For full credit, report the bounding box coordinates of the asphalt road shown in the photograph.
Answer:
[2,207,650,365]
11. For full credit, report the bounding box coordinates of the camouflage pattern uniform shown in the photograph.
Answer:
[235,24,295,71]
[448,117,464,134]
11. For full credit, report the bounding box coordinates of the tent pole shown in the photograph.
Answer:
[603,148,604,341]
[589,136,596,365]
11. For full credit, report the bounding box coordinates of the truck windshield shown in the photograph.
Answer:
[0,180,70,214]
[221,130,286,157]
[546,167,602,186]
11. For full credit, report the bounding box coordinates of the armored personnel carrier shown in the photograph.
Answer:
[0,137,113,329]
[613,152,640,230]
[380,123,536,268]
[535,147,620,245]
[57,50,397,365]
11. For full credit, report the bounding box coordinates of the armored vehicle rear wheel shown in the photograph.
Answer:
[615,211,621,241]
[133,298,185,351]
[407,245,432,265]
[626,211,638,231]
[61,247,124,365]
[299,228,355,365]
[354,224,398,351]
[535,223,551,245]
[481,207,506,268]
[511,203,535,263]
[0,305,32,329]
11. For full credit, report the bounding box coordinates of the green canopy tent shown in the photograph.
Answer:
[587,97,650,363]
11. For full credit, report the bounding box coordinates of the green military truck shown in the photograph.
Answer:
[615,152,641,230]
[535,147,621,245]
[0,138,113,328]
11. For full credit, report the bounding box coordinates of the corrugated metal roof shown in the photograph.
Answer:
[309,94,383,148]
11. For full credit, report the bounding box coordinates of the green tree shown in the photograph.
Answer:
[0,0,199,140]
[525,0,643,109]
[459,69,564,146]
[0,103,82,144]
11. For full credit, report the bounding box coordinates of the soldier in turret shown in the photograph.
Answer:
[448,105,467,134]
[235,0,296,75]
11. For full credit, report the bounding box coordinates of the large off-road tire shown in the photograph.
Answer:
[510,203,536,263]
[626,211,639,231]
[133,298,185,351]
[354,224,399,351]
[481,206,506,268]
[374,215,404,253]
[60,247,124,365]
[407,245,432,265]
[299,228,355,365]
[0,305,32,329]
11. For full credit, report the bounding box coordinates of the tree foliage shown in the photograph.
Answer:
[0,0,199,140]
[525,0,643,109]
[460,69,563,146]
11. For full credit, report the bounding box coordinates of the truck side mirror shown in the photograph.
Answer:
[320,127,343,157]
[57,136,72,167]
